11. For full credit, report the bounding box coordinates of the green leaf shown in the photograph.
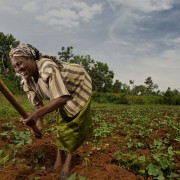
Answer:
[168,172,179,178]
[0,155,9,166]
[174,151,180,155]
[168,146,174,156]
[127,141,134,149]
[155,174,165,180]
[68,172,77,180]
[79,174,87,180]
[139,169,145,174]
[147,164,158,176]
[138,156,146,163]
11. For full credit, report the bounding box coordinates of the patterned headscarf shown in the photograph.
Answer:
[9,43,41,60]
[9,43,63,68]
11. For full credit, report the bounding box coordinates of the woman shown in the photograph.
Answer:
[9,44,93,179]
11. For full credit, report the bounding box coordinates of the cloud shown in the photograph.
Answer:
[0,0,102,30]
[36,8,80,29]
[107,0,179,59]
[78,4,102,22]
[107,0,174,12]
[35,1,102,30]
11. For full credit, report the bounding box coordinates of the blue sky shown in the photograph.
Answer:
[0,0,180,91]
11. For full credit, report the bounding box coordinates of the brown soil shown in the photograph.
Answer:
[0,111,179,180]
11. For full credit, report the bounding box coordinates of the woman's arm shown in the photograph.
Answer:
[24,95,70,126]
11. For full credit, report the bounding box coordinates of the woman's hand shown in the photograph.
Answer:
[22,111,39,126]
[19,112,31,125]
[19,112,43,138]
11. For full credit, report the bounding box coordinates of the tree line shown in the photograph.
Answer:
[0,32,180,105]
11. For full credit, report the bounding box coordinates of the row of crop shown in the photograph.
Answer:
[0,98,180,179]
[91,104,180,179]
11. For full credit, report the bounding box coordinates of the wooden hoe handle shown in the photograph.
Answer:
[0,79,42,138]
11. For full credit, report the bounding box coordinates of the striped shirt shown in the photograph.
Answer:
[22,58,92,115]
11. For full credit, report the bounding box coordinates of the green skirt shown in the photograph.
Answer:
[56,98,92,152]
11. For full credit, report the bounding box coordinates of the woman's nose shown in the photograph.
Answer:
[14,66,22,73]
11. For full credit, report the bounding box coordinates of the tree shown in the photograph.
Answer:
[90,61,114,92]
[58,46,74,62]
[70,55,95,75]
[0,32,19,76]
[129,80,135,93]
[58,47,114,92]
[144,77,158,95]
[112,79,122,93]
[0,32,22,93]
[121,83,130,93]
[163,87,180,105]
[133,85,146,95]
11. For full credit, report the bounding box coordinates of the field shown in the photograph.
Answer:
[0,95,180,180]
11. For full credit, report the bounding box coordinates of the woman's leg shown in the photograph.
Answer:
[59,152,73,179]
[54,149,65,169]
[62,152,73,173]
[48,148,65,172]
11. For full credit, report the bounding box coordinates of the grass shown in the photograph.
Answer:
[0,94,45,118]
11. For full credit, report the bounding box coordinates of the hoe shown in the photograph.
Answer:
[0,79,42,138]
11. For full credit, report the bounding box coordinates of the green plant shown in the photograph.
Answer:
[0,145,17,167]
[93,121,115,140]
[67,172,87,180]
[115,151,146,173]
[0,128,32,146]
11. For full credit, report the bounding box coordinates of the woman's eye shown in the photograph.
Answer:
[17,62,23,66]
[13,61,23,69]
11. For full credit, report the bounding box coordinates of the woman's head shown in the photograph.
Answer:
[9,43,41,60]
[9,44,41,80]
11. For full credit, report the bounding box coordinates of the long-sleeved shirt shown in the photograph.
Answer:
[22,58,92,115]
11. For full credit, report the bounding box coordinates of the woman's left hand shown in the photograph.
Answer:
[22,111,38,126]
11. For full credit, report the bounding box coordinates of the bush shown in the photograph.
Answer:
[0,76,23,94]
[163,89,180,105]
[92,92,163,105]
[92,92,129,104]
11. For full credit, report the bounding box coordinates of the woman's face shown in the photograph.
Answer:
[11,56,38,80]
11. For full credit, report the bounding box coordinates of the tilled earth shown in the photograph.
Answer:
[0,110,179,180]
[0,120,144,180]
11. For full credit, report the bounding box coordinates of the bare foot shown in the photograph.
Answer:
[47,150,66,173]
[47,165,62,173]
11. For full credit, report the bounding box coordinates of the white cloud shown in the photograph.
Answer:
[141,50,180,69]
[163,37,180,46]
[0,0,102,30]
[35,1,102,30]
[108,0,174,12]
[107,0,178,59]
[78,4,102,22]
[37,8,80,29]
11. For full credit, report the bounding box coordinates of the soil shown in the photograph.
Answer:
[0,111,179,180]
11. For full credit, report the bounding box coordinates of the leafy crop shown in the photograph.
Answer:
[92,104,180,179]
[0,100,180,179]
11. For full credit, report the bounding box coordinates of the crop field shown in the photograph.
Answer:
[0,94,179,180]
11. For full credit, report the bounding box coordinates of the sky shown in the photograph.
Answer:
[0,0,180,91]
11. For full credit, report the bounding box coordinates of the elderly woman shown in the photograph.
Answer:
[9,44,93,179]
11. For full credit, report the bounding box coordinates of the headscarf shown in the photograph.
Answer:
[9,43,63,68]
[9,43,41,60]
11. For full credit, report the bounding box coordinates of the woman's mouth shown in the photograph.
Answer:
[19,70,27,77]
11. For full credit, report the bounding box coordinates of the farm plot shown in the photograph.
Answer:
[0,102,180,180]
